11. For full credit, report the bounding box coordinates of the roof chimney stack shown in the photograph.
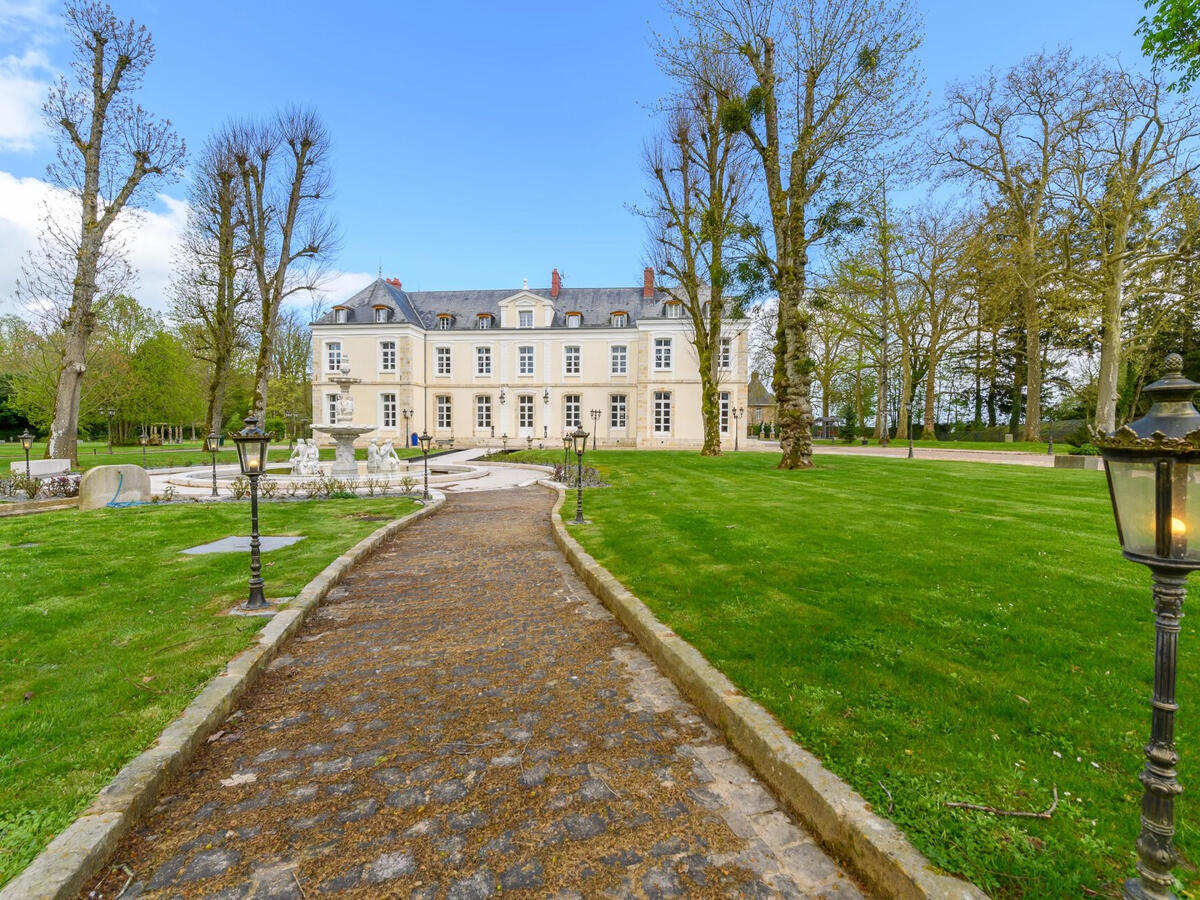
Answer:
[551,268,561,299]
[643,266,655,299]
[385,277,402,289]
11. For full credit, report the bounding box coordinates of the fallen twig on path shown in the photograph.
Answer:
[114,864,135,899]
[292,870,308,899]
[945,786,1058,819]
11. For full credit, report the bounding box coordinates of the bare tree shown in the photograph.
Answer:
[23,1,184,463]
[1060,63,1200,431]
[664,0,923,468]
[171,128,252,435]
[897,203,974,438]
[642,58,750,456]
[941,48,1098,440]
[233,108,336,423]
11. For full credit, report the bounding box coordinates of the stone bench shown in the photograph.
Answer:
[435,439,455,449]
[9,459,71,477]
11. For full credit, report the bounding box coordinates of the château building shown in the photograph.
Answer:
[309,268,748,449]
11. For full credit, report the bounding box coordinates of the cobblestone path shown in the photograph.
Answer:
[83,488,864,899]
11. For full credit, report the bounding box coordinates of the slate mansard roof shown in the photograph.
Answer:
[313,278,677,329]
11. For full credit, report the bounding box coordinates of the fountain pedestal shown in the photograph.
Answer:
[311,360,376,477]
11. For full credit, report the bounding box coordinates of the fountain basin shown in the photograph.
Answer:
[310,424,377,477]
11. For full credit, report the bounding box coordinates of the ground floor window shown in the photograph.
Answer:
[382,392,397,428]
[610,394,627,429]
[327,393,339,425]
[518,394,534,430]
[476,394,492,428]
[720,391,730,434]
[653,391,671,434]
[436,395,452,430]
[564,393,581,429]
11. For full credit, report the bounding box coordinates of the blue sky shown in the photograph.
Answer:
[0,0,1153,311]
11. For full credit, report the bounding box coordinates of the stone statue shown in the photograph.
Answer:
[289,439,305,475]
[379,439,400,473]
[301,440,320,476]
[337,392,355,421]
[367,438,380,473]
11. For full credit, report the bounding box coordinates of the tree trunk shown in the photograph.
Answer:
[1095,239,1126,432]
[895,339,912,441]
[48,312,94,464]
[874,304,890,444]
[775,276,814,469]
[699,345,722,456]
[922,350,938,439]
[1021,280,1042,440]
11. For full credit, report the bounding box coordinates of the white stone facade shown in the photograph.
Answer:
[309,273,748,450]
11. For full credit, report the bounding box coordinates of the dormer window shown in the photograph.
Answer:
[665,301,684,319]
[477,314,493,329]
[373,306,390,323]
[566,312,582,328]
[334,306,349,324]
[437,314,453,330]
[610,311,628,327]
[518,310,533,328]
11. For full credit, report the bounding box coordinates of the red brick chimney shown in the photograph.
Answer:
[385,277,402,289]
[643,267,655,299]
[551,268,561,299]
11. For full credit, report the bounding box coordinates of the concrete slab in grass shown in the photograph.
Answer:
[181,535,304,555]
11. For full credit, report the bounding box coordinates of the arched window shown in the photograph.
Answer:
[610,311,628,327]
[566,312,582,328]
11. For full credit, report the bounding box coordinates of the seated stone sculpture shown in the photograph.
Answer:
[379,439,401,472]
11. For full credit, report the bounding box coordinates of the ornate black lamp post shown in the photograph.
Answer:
[139,431,149,465]
[419,431,432,500]
[732,407,743,451]
[543,388,550,440]
[232,415,271,611]
[104,408,116,454]
[204,431,220,497]
[19,429,33,478]
[402,408,412,445]
[1095,353,1200,900]
[1048,429,1055,456]
[570,427,588,524]
[562,433,571,470]
[589,409,601,451]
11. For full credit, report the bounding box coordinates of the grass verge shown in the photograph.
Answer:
[508,449,1189,898]
[0,496,418,886]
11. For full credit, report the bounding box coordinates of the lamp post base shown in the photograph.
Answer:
[1124,876,1176,900]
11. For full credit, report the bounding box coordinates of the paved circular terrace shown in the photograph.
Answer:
[80,489,863,899]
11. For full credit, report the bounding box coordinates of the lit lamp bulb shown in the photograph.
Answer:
[1172,516,1188,537]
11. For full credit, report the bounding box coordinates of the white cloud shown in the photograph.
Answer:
[0,170,188,313]
[0,0,57,151]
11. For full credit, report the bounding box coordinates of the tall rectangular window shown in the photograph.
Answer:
[518,345,534,376]
[610,394,627,429]
[564,394,581,428]
[436,395,452,430]
[476,345,492,375]
[719,337,732,370]
[326,341,342,372]
[611,345,627,375]
[327,393,339,425]
[382,393,397,428]
[476,395,492,428]
[720,391,730,434]
[653,391,672,434]
[519,310,533,328]
[380,340,396,372]
[436,346,451,376]
[518,394,534,429]
[375,308,388,323]
[654,337,672,370]
[564,345,581,375]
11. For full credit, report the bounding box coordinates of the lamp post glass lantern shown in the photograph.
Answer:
[204,431,220,497]
[562,434,571,469]
[1096,353,1200,900]
[232,415,272,610]
[570,427,588,524]
[419,431,432,499]
[19,429,33,477]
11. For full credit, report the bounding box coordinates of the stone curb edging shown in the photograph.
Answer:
[0,496,80,517]
[539,480,986,900]
[0,496,445,900]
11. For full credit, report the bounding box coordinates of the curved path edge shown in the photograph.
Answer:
[540,480,988,900]
[0,496,446,900]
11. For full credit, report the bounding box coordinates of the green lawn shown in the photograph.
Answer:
[0,496,418,886]
[508,449,1187,898]
[1,440,423,474]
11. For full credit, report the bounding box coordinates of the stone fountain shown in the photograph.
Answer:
[311,358,375,477]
